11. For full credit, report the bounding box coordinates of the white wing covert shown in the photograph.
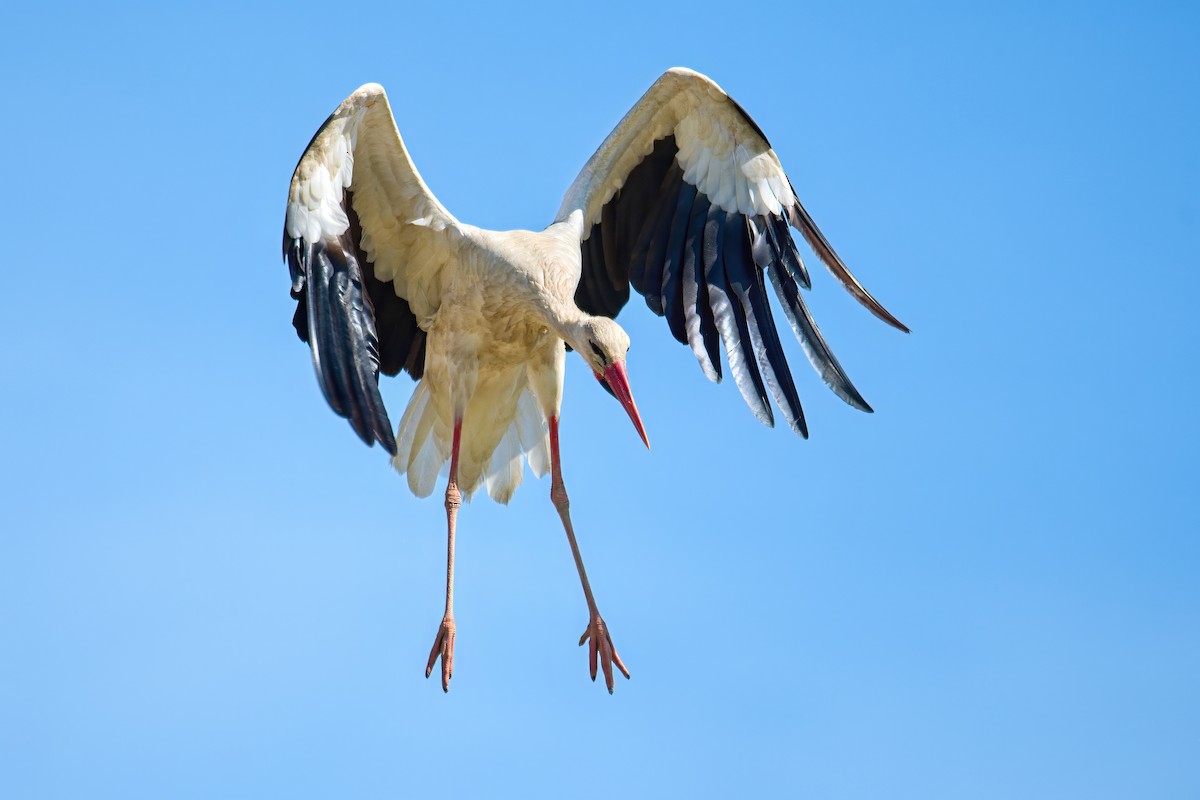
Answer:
[558,68,908,437]
[283,84,459,454]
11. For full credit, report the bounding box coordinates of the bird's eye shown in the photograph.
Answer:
[588,340,607,365]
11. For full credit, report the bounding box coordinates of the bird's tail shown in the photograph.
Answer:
[391,380,449,499]
[391,377,550,504]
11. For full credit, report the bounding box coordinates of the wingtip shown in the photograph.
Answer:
[876,307,911,334]
[787,201,910,335]
[348,418,397,456]
[838,380,874,414]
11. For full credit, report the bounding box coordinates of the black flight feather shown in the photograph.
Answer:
[723,213,807,436]
[659,180,700,343]
[577,135,680,320]
[682,205,723,382]
[284,188,434,455]
[598,199,628,312]
[613,135,676,273]
[762,237,872,412]
[704,207,772,426]
[787,195,909,333]
[767,212,811,290]
[630,159,686,310]
[296,236,396,453]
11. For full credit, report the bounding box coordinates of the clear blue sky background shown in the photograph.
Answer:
[2,2,1197,798]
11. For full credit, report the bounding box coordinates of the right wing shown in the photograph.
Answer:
[283,83,459,454]
[558,68,907,437]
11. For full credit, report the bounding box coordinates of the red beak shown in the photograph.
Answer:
[598,362,649,449]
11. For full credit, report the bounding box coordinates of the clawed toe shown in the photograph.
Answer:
[425,615,456,692]
[579,614,630,693]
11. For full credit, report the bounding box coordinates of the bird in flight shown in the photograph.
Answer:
[282,67,907,693]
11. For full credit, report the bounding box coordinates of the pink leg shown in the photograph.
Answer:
[425,418,462,692]
[549,415,630,693]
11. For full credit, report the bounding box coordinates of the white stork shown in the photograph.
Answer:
[282,68,907,693]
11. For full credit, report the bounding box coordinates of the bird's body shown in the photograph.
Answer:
[391,219,585,503]
[281,69,906,692]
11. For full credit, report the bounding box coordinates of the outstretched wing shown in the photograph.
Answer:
[283,84,459,454]
[557,68,907,437]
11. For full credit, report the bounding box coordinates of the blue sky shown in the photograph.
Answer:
[2,1,1197,797]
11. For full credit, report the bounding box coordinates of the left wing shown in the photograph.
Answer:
[557,67,907,437]
[283,83,460,454]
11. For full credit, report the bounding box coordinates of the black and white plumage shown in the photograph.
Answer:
[281,68,906,692]
[559,71,908,436]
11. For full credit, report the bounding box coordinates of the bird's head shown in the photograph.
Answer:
[570,317,649,449]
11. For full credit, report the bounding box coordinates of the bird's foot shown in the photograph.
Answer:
[425,614,456,692]
[578,613,630,693]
